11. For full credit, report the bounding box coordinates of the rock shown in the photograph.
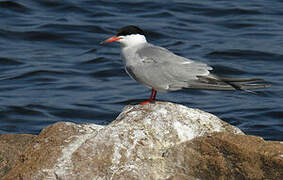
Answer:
[0,134,36,179]
[1,122,103,180]
[164,132,283,180]
[1,101,282,180]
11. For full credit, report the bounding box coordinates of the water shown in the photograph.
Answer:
[0,0,282,141]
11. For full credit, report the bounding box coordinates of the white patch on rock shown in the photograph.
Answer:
[125,129,147,159]
[173,121,195,141]
[144,118,152,125]
[33,143,40,149]
[133,129,146,139]
[157,108,168,116]
[112,134,122,165]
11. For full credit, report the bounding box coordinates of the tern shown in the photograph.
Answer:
[101,25,270,105]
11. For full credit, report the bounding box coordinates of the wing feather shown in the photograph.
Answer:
[126,44,213,91]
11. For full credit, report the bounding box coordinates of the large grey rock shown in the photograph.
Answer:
[2,101,282,180]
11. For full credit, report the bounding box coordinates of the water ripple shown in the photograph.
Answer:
[0,1,30,13]
[0,57,23,65]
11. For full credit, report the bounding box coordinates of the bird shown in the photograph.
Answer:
[101,25,270,105]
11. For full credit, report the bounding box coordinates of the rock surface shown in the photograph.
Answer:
[164,132,283,180]
[0,101,282,180]
[0,134,36,179]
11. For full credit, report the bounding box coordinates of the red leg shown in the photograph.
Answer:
[152,89,157,100]
[140,89,157,105]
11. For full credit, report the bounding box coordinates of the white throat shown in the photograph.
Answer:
[118,34,147,48]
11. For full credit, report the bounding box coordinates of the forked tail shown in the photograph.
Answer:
[193,75,271,91]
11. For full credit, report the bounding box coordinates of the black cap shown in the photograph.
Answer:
[116,25,145,36]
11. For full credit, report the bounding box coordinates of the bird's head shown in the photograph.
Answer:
[101,25,147,47]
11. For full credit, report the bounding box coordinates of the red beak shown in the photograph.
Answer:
[100,36,121,44]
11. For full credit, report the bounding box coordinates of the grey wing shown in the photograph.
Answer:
[127,45,213,91]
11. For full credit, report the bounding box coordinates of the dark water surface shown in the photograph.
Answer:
[0,0,282,140]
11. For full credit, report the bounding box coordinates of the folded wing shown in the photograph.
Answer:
[126,44,270,91]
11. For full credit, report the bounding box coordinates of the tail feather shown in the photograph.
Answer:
[219,77,264,83]
[226,81,271,90]
[194,75,271,91]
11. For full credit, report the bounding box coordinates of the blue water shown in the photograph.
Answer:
[0,0,282,141]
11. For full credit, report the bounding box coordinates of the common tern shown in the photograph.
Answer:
[101,25,270,104]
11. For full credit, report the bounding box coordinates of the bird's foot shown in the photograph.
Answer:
[140,89,157,105]
[140,100,155,105]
